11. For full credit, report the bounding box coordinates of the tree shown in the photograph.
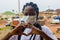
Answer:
[3,11,15,15]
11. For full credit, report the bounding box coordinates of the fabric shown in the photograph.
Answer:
[9,25,58,40]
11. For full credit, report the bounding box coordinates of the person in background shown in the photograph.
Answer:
[1,2,57,40]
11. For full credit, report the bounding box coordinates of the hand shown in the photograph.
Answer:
[10,23,27,35]
[25,23,43,36]
[0,23,28,40]
[10,22,43,36]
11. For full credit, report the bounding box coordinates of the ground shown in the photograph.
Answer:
[0,15,60,40]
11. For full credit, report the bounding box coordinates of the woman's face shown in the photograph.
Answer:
[23,6,36,16]
[23,6,37,24]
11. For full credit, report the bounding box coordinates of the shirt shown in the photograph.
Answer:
[9,25,57,40]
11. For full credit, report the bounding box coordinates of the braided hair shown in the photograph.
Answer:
[22,2,43,40]
[22,2,39,20]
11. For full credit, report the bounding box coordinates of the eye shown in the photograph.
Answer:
[29,13,36,16]
[24,12,36,16]
[24,13,28,16]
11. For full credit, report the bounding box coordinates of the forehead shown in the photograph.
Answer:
[23,6,35,13]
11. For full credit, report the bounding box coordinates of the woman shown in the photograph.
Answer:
[1,2,57,40]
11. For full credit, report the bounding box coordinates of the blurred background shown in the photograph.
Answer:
[0,0,60,40]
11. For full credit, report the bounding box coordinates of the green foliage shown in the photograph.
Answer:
[1,18,4,20]
[0,27,12,31]
[3,11,15,15]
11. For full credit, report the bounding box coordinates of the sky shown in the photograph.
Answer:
[0,0,60,13]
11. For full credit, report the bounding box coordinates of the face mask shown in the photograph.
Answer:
[21,15,36,24]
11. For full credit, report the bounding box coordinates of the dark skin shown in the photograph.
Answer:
[1,6,53,40]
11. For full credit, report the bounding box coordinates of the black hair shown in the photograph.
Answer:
[22,2,39,20]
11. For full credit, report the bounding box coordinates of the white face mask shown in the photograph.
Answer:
[21,16,36,24]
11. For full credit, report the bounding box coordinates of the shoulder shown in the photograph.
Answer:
[41,25,58,40]
[41,25,52,34]
[41,25,50,31]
